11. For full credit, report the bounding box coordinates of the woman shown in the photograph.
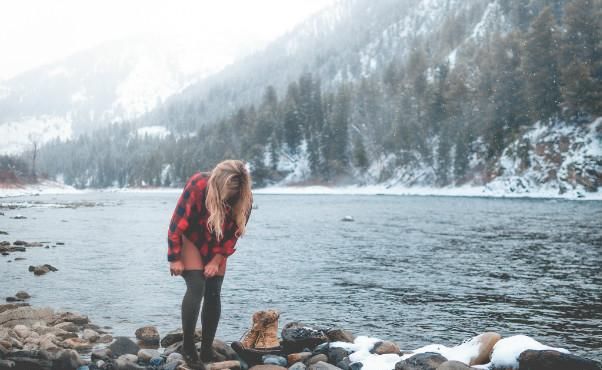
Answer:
[167,159,253,369]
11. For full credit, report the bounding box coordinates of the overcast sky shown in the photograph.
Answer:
[0,0,336,81]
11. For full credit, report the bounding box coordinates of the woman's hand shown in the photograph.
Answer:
[170,260,184,276]
[204,261,219,278]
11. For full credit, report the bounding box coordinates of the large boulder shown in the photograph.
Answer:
[109,336,140,357]
[395,353,448,370]
[469,332,500,366]
[517,350,602,370]
[326,329,355,344]
[0,307,54,327]
[135,325,160,346]
[371,341,401,355]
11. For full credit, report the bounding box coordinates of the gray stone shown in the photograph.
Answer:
[517,349,602,370]
[281,322,328,353]
[262,355,287,367]
[91,348,113,362]
[325,329,355,344]
[52,349,83,370]
[134,325,159,346]
[137,348,160,362]
[289,363,307,370]
[395,353,447,370]
[82,328,99,342]
[166,352,183,363]
[53,322,79,333]
[0,306,54,327]
[288,352,313,365]
[307,354,328,365]
[436,360,471,370]
[328,347,349,365]
[308,361,342,370]
[371,341,401,355]
[0,359,15,368]
[108,336,140,357]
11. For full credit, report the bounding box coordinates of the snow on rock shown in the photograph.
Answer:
[331,336,401,370]
[488,335,569,369]
[0,179,82,198]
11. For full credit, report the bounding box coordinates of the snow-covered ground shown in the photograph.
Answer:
[0,180,83,198]
[253,184,602,200]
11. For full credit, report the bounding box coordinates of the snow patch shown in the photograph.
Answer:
[136,125,171,139]
[488,335,569,369]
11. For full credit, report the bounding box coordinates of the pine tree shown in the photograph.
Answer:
[523,6,562,122]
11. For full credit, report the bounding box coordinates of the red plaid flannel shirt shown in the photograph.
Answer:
[167,171,250,263]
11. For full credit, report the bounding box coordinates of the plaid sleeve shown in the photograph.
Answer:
[211,198,253,257]
[167,177,199,262]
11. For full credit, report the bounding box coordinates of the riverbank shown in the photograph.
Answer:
[1,304,601,370]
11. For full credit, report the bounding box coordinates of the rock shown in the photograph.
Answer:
[312,343,330,356]
[325,329,355,344]
[118,353,138,362]
[289,363,308,370]
[207,360,242,370]
[336,357,351,370]
[98,334,113,344]
[307,354,328,365]
[114,357,145,370]
[0,306,54,327]
[371,341,401,355]
[63,337,93,351]
[288,352,313,365]
[262,355,287,367]
[349,362,363,370]
[137,348,160,362]
[54,330,78,341]
[33,266,50,275]
[469,332,501,366]
[395,353,448,370]
[14,292,30,300]
[12,325,31,339]
[109,336,140,357]
[0,359,15,368]
[53,322,79,333]
[308,361,342,370]
[517,349,602,370]
[281,322,328,353]
[91,348,113,362]
[134,325,159,346]
[248,365,287,370]
[53,349,83,369]
[212,338,238,360]
[328,347,349,365]
[81,328,99,342]
[436,361,471,370]
[166,352,183,363]
[160,328,202,348]
[43,264,58,272]
[50,311,89,326]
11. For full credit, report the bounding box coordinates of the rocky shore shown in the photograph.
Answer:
[0,303,600,370]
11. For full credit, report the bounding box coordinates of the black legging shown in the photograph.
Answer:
[181,270,223,355]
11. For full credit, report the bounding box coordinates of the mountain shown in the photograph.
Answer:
[0,35,247,154]
[25,0,602,197]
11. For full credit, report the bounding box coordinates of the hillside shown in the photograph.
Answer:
[26,0,602,198]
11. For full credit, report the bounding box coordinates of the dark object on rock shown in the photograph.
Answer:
[395,352,447,370]
[15,291,30,300]
[281,322,328,354]
[134,325,160,346]
[517,349,602,370]
[108,336,140,357]
[436,361,472,370]
[231,341,285,367]
[325,329,355,344]
[328,347,349,365]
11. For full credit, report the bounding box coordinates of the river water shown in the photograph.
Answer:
[1,192,600,358]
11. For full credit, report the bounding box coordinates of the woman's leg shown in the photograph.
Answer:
[200,275,224,361]
[181,270,205,355]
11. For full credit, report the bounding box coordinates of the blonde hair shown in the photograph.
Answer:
[205,159,252,241]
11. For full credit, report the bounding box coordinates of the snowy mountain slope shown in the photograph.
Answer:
[153,0,498,127]
[0,36,238,154]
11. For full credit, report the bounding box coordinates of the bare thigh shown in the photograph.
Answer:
[182,234,204,271]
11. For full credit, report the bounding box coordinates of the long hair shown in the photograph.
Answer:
[205,159,252,241]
